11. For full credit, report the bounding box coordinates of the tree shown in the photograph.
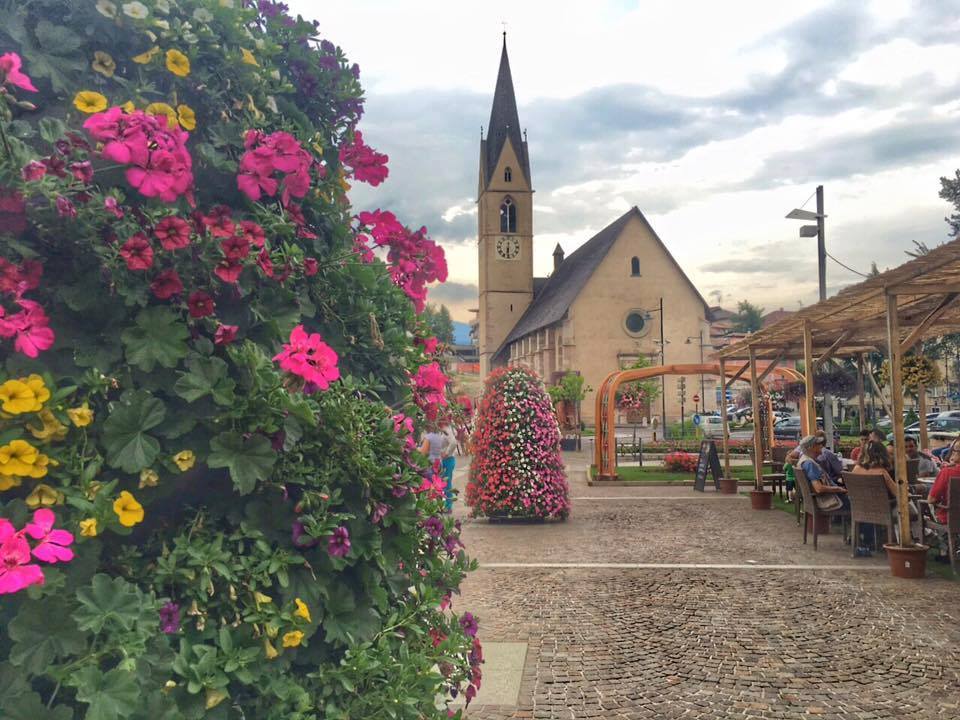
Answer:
[467,367,570,519]
[424,303,455,345]
[939,169,960,237]
[732,300,765,333]
[0,2,479,717]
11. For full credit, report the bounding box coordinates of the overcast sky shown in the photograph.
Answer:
[293,0,960,321]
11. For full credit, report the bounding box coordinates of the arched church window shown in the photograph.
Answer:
[631,256,640,276]
[504,167,512,182]
[500,196,517,233]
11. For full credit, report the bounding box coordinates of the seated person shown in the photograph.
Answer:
[932,437,960,463]
[797,435,849,510]
[869,429,886,445]
[928,445,960,524]
[814,430,844,485]
[851,440,898,496]
[903,436,937,477]
[850,429,870,462]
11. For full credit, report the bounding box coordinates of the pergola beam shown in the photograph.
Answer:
[887,282,960,295]
[724,363,748,388]
[899,292,960,354]
[802,321,816,436]
[756,351,785,385]
[813,330,852,370]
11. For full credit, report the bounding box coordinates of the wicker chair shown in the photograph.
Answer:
[795,465,849,550]
[771,446,789,474]
[927,475,960,575]
[841,471,895,556]
[906,457,920,488]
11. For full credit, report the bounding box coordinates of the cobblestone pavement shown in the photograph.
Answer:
[451,454,960,719]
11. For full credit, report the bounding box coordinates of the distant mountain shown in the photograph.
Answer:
[453,321,472,346]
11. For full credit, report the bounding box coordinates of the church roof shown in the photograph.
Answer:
[482,35,530,187]
[495,207,710,360]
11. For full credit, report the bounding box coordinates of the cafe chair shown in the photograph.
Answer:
[842,471,895,556]
[927,476,960,576]
[796,466,849,550]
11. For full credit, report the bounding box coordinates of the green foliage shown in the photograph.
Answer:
[0,1,478,717]
[547,372,589,404]
[732,300,764,333]
[423,303,455,345]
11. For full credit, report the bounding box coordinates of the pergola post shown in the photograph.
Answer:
[719,356,731,479]
[749,347,763,490]
[885,293,913,546]
[802,321,816,435]
[918,382,929,451]
[856,354,866,431]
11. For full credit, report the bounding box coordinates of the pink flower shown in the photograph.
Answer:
[201,206,235,238]
[273,325,340,390]
[155,216,191,250]
[214,259,243,284]
[25,509,74,564]
[237,130,312,205]
[339,130,389,186]
[214,324,239,345]
[0,519,44,595]
[21,160,46,182]
[68,161,94,184]
[187,290,215,318]
[151,269,183,300]
[303,257,318,276]
[417,336,439,355]
[327,526,351,558]
[56,195,77,219]
[220,235,250,261]
[238,220,265,248]
[120,233,154,271]
[104,196,124,219]
[0,300,55,357]
[256,248,274,278]
[0,53,38,93]
[417,472,446,500]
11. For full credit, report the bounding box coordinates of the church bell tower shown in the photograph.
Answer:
[477,33,533,378]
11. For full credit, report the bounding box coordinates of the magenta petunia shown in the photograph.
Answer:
[327,525,350,558]
[273,324,340,390]
[120,233,154,271]
[0,52,38,92]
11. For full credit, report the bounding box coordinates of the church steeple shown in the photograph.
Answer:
[482,34,530,188]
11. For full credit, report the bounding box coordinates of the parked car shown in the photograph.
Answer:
[890,416,960,441]
[773,416,823,441]
[702,415,725,437]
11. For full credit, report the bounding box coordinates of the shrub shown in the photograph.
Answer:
[663,451,699,472]
[467,366,570,519]
[0,1,480,717]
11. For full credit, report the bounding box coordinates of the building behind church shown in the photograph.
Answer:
[475,36,716,425]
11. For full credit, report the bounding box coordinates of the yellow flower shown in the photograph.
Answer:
[145,102,178,130]
[28,409,69,442]
[176,104,196,131]
[0,440,50,479]
[113,490,144,527]
[294,598,311,623]
[73,91,108,114]
[281,630,304,648]
[85,481,102,500]
[121,100,136,113]
[132,46,160,64]
[0,377,46,414]
[26,483,63,508]
[173,449,195,472]
[240,48,259,66]
[67,403,94,427]
[139,468,159,488]
[204,688,228,710]
[253,591,272,607]
[263,638,279,659]
[165,49,190,77]
[79,518,98,537]
[0,475,22,492]
[92,51,116,78]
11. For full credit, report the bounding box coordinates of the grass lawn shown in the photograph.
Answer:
[591,465,756,484]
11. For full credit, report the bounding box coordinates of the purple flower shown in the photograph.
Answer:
[445,534,463,555]
[371,503,390,523]
[292,520,320,549]
[391,484,409,498]
[159,602,181,634]
[327,525,351,558]
[423,516,444,538]
[459,611,478,638]
[68,161,93,184]
[21,160,46,182]
[56,195,76,219]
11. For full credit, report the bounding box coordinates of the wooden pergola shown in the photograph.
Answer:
[716,237,960,549]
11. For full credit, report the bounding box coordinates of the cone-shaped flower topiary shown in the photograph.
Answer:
[467,366,570,519]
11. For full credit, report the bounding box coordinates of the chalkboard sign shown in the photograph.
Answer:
[694,440,722,491]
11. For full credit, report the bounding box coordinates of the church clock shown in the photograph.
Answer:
[495,235,521,260]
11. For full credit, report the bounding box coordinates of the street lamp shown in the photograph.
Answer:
[685,331,716,413]
[786,185,835,445]
[641,298,668,433]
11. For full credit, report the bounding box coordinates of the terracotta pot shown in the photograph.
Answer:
[884,543,929,579]
[750,489,773,510]
[719,477,739,494]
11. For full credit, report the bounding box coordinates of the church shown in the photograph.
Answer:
[475,36,715,425]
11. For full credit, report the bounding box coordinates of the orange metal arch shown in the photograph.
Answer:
[594,363,804,480]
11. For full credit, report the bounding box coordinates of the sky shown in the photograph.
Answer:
[292,0,960,322]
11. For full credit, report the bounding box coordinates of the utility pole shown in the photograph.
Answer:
[660,297,667,435]
[817,185,835,448]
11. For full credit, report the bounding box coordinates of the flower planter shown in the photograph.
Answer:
[719,477,739,494]
[560,437,580,452]
[883,543,929,579]
[749,489,773,510]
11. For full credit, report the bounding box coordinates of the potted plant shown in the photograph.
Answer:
[547,371,590,450]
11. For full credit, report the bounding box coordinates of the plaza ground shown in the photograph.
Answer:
[450,452,960,719]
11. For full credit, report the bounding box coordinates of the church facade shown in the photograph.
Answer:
[476,38,715,424]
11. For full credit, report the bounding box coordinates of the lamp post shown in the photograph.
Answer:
[685,331,712,413]
[786,186,834,446]
[644,298,669,434]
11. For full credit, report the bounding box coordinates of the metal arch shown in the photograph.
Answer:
[595,363,804,480]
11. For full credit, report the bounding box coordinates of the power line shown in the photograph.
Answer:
[825,251,869,278]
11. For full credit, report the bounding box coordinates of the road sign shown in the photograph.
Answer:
[692,393,700,404]
[693,414,701,426]
[725,388,732,401]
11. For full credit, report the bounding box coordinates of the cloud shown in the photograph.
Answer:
[429,281,478,304]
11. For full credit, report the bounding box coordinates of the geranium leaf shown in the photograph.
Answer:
[73,574,152,634]
[174,355,236,406]
[207,432,276,494]
[121,307,190,373]
[102,392,166,473]
[7,599,87,675]
[0,690,73,720]
[72,667,140,720]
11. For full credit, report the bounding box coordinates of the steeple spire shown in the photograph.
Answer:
[483,33,530,187]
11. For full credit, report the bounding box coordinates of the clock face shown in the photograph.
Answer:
[496,236,521,260]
